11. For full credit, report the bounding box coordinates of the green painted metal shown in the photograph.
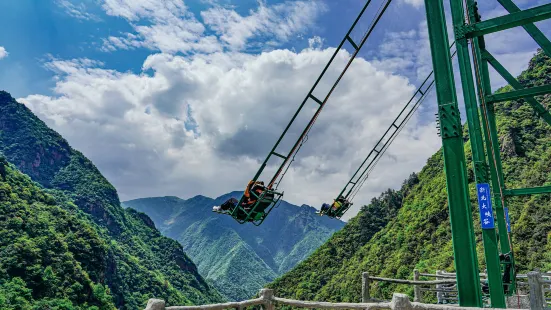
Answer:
[504,185,551,196]
[497,0,551,56]
[486,84,551,103]
[482,50,551,126]
[216,185,284,225]
[470,33,516,298]
[449,0,505,305]
[484,82,517,297]
[480,98,517,295]
[463,3,551,38]
[460,0,551,299]
[423,0,483,306]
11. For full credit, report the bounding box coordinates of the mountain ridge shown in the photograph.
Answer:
[123,192,344,301]
[0,91,225,309]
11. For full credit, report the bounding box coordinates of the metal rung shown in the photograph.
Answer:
[350,182,356,185]
[309,94,323,105]
[486,83,551,103]
[272,152,287,160]
[504,185,551,196]
[419,89,425,95]
[374,149,380,154]
[391,123,399,129]
[346,35,359,51]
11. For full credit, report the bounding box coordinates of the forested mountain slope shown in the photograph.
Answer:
[0,91,224,309]
[124,193,344,301]
[268,50,551,302]
[0,157,116,309]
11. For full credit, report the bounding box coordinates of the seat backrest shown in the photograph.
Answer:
[251,188,274,213]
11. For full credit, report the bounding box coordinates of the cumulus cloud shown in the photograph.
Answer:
[100,0,325,54]
[0,46,8,59]
[20,47,442,220]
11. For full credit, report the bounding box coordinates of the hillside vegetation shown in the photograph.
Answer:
[269,50,551,302]
[0,157,115,309]
[0,91,224,309]
[124,193,344,301]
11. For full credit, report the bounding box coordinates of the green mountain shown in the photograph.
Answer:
[123,193,344,301]
[268,50,551,302]
[0,91,224,309]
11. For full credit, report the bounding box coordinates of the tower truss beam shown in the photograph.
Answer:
[462,3,551,38]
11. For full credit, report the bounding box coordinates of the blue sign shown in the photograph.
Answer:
[476,183,495,229]
[504,207,511,233]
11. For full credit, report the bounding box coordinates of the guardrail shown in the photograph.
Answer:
[144,289,527,310]
[363,270,550,309]
[527,271,551,310]
[144,271,551,310]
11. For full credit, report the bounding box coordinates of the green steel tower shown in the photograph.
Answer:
[423,0,551,307]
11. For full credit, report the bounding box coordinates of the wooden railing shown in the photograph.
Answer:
[144,289,525,310]
[363,270,551,309]
[144,271,551,310]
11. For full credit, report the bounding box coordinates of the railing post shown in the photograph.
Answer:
[144,299,166,310]
[260,288,275,310]
[528,271,545,310]
[390,293,413,310]
[413,269,422,302]
[436,270,443,304]
[362,272,371,302]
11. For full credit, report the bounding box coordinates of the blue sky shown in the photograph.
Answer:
[0,0,427,97]
[0,0,549,220]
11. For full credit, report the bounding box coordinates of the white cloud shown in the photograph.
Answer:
[56,0,100,21]
[201,0,327,50]
[100,0,220,54]
[308,36,324,50]
[20,47,442,221]
[99,0,326,54]
[370,21,433,85]
[402,0,424,9]
[0,46,8,59]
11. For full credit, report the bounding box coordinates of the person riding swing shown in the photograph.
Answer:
[213,180,268,219]
[332,196,345,211]
[320,196,350,217]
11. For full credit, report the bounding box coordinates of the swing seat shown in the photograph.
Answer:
[335,201,353,219]
[230,188,283,226]
[320,200,353,219]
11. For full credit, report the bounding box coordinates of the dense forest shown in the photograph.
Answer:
[0,157,115,309]
[124,193,344,301]
[268,50,551,302]
[0,91,224,309]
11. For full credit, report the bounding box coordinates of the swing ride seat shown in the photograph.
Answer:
[229,188,283,226]
[335,201,353,219]
[319,201,353,219]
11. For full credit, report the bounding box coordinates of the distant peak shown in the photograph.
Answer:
[0,90,14,102]
[214,191,243,201]
[123,196,183,204]
[187,194,212,201]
